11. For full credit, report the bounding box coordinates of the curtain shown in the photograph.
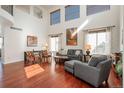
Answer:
[58,35,62,52]
[105,27,111,54]
[84,27,112,55]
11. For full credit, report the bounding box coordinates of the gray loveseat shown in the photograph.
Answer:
[67,49,83,61]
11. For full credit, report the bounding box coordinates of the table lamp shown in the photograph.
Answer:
[42,43,48,50]
[85,44,91,55]
[45,43,48,51]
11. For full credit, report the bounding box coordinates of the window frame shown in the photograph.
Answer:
[86,5,110,16]
[65,5,80,21]
[50,9,61,25]
[1,5,13,16]
[85,30,110,54]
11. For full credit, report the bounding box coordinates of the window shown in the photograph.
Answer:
[85,30,111,54]
[1,5,13,16]
[34,7,43,19]
[86,5,110,16]
[65,5,80,21]
[50,9,60,25]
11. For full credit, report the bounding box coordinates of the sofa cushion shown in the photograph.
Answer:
[88,54,107,67]
[65,60,81,68]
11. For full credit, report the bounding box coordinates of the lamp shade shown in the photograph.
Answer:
[45,43,48,47]
[85,44,91,50]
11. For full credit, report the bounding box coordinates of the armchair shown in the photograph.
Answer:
[41,50,52,62]
[25,51,35,65]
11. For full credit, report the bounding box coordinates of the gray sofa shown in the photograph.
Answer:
[67,49,83,61]
[64,54,112,87]
[64,60,81,74]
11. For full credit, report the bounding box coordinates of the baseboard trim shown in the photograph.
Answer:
[3,60,24,64]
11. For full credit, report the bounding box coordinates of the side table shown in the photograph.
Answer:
[83,54,92,62]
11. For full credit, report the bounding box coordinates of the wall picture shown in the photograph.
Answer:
[66,27,77,46]
[27,36,38,47]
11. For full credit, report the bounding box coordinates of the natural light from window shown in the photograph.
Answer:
[24,64,44,79]
[50,37,59,52]
[72,19,89,37]
[86,31,110,54]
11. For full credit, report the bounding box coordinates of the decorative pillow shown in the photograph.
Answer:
[88,56,99,67]
[88,55,107,67]
[75,51,80,56]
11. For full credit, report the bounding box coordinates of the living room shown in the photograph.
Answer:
[0,5,123,88]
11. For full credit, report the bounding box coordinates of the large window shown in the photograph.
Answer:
[50,9,60,25]
[65,5,80,21]
[85,30,111,54]
[86,5,110,16]
[1,5,13,16]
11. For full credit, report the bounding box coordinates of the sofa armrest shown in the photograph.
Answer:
[74,62,100,87]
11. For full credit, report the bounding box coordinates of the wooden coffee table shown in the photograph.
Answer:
[54,55,69,64]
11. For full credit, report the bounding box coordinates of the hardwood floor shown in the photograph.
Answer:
[0,61,122,88]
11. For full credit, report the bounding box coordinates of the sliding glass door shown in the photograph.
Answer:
[86,31,110,54]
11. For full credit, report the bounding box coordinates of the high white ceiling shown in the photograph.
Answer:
[16,5,59,11]
[41,5,59,10]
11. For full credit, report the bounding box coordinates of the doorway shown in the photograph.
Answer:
[0,36,4,63]
[0,36,4,74]
[50,36,59,56]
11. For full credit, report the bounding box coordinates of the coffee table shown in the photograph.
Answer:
[54,55,69,64]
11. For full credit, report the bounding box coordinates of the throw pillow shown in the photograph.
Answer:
[88,56,99,67]
[75,51,80,56]
[88,55,107,67]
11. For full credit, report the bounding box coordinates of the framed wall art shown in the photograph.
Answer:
[27,36,38,47]
[66,27,77,46]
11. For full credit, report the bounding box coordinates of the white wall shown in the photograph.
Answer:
[3,6,49,64]
[121,5,124,88]
[120,6,124,51]
[48,5,120,53]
